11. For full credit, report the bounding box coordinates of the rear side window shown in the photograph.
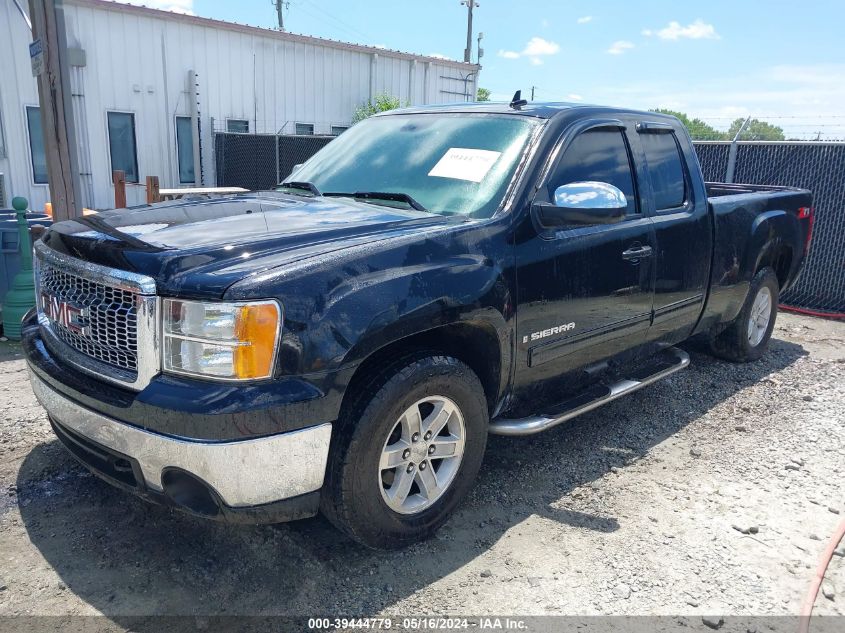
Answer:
[548,129,637,215]
[640,132,686,210]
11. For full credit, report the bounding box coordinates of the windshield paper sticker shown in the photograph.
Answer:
[428,148,502,183]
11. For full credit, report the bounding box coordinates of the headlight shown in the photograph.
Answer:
[162,299,282,380]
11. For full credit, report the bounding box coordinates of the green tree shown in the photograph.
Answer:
[476,87,491,102]
[352,93,405,124]
[650,108,727,140]
[726,118,785,141]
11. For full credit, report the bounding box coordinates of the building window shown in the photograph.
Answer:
[25,106,48,184]
[175,116,195,184]
[330,125,349,136]
[107,111,139,183]
[227,119,249,133]
[295,123,314,136]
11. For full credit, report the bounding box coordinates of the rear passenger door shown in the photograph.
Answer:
[634,122,712,346]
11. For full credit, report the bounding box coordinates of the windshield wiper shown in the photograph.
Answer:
[323,191,427,212]
[277,181,322,196]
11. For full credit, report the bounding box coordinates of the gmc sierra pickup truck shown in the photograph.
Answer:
[23,99,813,549]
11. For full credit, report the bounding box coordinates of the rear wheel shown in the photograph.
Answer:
[321,353,488,549]
[709,267,779,362]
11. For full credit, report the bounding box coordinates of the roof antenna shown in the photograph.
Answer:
[509,90,528,110]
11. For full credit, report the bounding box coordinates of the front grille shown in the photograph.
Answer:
[38,259,139,372]
[38,261,139,371]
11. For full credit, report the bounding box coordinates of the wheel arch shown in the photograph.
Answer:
[746,209,802,290]
[340,319,507,419]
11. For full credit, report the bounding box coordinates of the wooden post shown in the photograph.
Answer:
[146,176,160,204]
[113,170,126,209]
[29,0,82,220]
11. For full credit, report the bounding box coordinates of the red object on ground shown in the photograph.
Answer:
[779,305,845,320]
[799,518,845,633]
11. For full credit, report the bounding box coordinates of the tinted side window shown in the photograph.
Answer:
[641,132,686,210]
[548,129,637,215]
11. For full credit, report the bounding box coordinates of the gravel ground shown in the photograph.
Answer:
[0,312,843,625]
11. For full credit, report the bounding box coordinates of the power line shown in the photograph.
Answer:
[293,0,375,42]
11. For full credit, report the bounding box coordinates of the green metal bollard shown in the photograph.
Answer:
[2,197,37,340]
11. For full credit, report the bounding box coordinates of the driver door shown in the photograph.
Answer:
[513,122,656,403]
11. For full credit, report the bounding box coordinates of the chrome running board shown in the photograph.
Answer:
[490,347,690,436]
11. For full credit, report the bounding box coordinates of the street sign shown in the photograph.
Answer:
[30,39,44,77]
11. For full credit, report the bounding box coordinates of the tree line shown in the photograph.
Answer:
[650,109,786,141]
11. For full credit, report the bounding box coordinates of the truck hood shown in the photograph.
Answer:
[42,192,458,298]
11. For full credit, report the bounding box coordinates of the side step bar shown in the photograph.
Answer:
[490,347,690,436]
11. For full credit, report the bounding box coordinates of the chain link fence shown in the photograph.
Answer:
[694,142,844,314]
[214,133,333,191]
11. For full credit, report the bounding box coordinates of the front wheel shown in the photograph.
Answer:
[710,267,780,362]
[320,354,488,549]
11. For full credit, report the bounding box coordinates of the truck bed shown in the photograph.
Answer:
[705,182,808,199]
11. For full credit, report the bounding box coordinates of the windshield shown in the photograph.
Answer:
[284,113,539,217]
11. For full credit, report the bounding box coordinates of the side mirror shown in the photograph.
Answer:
[534,181,628,228]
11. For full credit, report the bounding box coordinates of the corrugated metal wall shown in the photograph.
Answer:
[0,0,480,210]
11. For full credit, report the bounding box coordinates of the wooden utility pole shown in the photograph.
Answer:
[29,0,82,220]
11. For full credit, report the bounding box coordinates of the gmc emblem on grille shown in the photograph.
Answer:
[41,293,90,335]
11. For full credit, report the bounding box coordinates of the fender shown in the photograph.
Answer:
[224,217,515,385]
[744,209,801,285]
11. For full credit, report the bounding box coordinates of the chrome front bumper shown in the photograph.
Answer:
[29,371,332,508]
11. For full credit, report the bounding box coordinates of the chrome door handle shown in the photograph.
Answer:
[621,245,653,261]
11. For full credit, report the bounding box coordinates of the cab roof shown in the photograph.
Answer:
[384,101,676,123]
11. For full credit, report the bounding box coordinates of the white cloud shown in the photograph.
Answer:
[498,36,560,63]
[117,0,194,14]
[522,37,560,56]
[568,94,584,101]
[607,40,634,55]
[427,53,451,60]
[646,19,720,40]
[577,16,593,24]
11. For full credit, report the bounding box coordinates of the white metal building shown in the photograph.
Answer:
[0,0,480,210]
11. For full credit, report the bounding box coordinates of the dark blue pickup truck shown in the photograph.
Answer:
[23,100,813,548]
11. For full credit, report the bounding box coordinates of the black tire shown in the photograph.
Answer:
[709,267,780,363]
[320,353,488,549]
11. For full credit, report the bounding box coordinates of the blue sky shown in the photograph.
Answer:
[131,0,844,138]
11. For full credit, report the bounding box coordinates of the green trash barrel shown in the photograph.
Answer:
[1,197,49,340]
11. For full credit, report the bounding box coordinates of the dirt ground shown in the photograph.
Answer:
[0,313,843,626]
